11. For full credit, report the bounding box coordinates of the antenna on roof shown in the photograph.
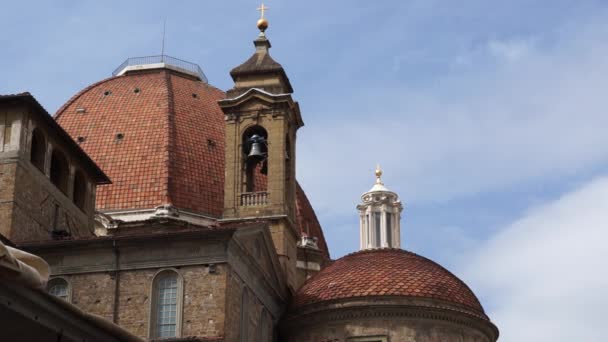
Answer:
[161,19,166,60]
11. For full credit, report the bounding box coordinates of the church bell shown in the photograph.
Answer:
[247,134,266,162]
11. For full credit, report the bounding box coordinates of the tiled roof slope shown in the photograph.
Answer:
[292,248,487,319]
[54,68,329,256]
[56,70,225,215]
[230,51,284,76]
[296,183,329,258]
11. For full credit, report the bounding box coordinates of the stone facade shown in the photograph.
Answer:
[43,264,230,340]
[24,223,286,341]
[0,95,106,244]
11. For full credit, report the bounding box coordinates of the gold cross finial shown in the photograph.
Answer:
[257,3,269,19]
[256,2,270,32]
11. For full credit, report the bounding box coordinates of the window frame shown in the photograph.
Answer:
[148,269,184,340]
[47,277,71,302]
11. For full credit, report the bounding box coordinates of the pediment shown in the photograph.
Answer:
[219,88,303,128]
[232,223,286,292]
[219,88,293,111]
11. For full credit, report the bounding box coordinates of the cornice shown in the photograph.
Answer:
[283,298,499,341]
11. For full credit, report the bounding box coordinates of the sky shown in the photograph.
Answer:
[2,0,608,340]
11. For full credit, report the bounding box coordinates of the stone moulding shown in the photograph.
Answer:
[283,297,499,341]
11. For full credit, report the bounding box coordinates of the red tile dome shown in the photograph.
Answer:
[56,69,225,215]
[54,67,329,257]
[292,248,487,319]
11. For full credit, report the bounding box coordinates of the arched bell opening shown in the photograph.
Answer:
[285,134,291,182]
[50,149,69,195]
[241,126,268,205]
[73,169,87,211]
[30,128,46,173]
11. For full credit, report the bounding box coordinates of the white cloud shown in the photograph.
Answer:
[487,38,535,62]
[462,176,608,341]
[298,13,608,216]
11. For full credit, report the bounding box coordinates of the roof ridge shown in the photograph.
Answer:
[162,70,176,206]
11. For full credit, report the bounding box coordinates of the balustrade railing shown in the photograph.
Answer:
[112,55,208,83]
[240,192,268,206]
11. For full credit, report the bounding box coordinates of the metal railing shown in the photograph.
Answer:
[112,55,208,83]
[240,192,269,206]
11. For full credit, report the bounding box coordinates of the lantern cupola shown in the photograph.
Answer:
[357,166,404,250]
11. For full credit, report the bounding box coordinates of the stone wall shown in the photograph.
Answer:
[224,268,243,342]
[285,315,492,342]
[225,268,273,342]
[180,265,227,338]
[70,273,115,321]
[0,160,92,242]
[52,264,228,340]
[0,162,16,238]
[11,161,91,242]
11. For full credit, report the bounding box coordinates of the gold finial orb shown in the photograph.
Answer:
[375,165,383,178]
[257,18,269,32]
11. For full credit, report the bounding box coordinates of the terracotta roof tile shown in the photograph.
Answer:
[291,248,487,319]
[55,70,225,215]
[296,183,330,259]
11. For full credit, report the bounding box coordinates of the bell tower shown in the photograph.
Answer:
[219,15,304,290]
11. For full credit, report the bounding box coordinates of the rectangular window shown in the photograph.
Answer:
[157,277,178,338]
[3,121,10,146]
[386,214,392,246]
[0,112,10,148]
[366,214,370,245]
[374,213,381,247]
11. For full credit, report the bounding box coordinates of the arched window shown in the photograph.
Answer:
[150,270,182,339]
[73,169,87,211]
[242,126,268,193]
[50,149,69,194]
[30,128,46,172]
[47,278,70,301]
[240,288,249,342]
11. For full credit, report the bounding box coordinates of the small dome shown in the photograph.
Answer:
[291,248,487,319]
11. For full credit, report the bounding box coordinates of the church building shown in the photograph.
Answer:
[0,9,498,342]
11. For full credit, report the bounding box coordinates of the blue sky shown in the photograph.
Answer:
[2,1,608,340]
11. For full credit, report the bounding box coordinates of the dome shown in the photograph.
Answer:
[56,68,225,216]
[292,248,487,319]
[54,64,329,257]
